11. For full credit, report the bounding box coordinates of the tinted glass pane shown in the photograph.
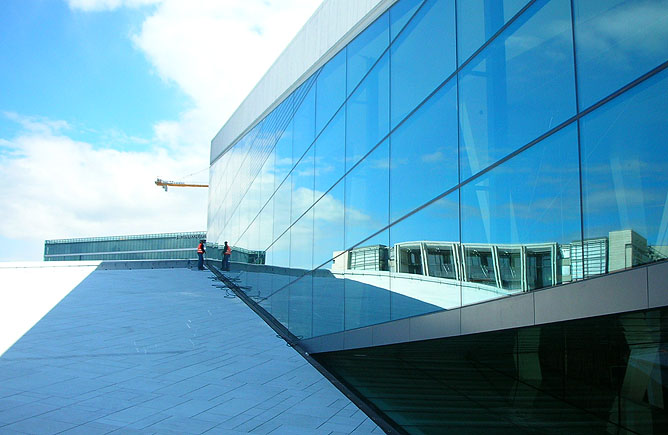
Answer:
[314,108,345,196]
[288,274,313,339]
[390,0,455,128]
[292,85,316,162]
[347,11,389,95]
[346,52,389,170]
[274,119,293,185]
[461,124,581,298]
[574,0,668,110]
[390,80,458,222]
[313,261,344,336]
[457,0,528,65]
[315,307,668,434]
[290,208,314,272]
[259,197,273,252]
[581,69,668,276]
[344,230,391,330]
[259,147,275,209]
[390,0,425,41]
[291,147,314,224]
[389,193,460,319]
[344,139,389,250]
[273,179,291,247]
[316,50,346,134]
[313,182,345,269]
[458,0,576,179]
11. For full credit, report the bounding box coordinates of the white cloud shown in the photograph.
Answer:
[0,114,207,251]
[1,1,323,260]
[131,0,323,147]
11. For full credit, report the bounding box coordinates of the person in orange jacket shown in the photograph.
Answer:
[197,239,206,270]
[222,241,231,271]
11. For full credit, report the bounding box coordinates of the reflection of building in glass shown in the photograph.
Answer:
[336,229,659,292]
[206,244,266,265]
[44,232,206,261]
[206,0,668,432]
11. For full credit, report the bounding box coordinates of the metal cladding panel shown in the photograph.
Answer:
[534,267,649,325]
[210,0,395,163]
[302,262,668,354]
[649,261,668,308]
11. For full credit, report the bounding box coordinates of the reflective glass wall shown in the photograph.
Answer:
[208,0,668,340]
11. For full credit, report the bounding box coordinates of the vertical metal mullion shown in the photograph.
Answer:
[388,18,393,320]
[454,0,464,308]
[569,0,586,282]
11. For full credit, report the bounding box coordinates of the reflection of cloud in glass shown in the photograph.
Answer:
[576,0,668,60]
[421,150,444,163]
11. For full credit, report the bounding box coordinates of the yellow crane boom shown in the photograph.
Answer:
[155,178,208,191]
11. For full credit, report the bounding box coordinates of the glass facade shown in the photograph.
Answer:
[44,232,207,261]
[208,0,668,342]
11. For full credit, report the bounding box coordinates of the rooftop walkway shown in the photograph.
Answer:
[0,265,380,434]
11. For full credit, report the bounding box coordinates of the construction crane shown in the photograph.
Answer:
[155,178,208,192]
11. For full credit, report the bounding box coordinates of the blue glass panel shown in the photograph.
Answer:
[259,196,274,253]
[315,50,346,134]
[457,0,528,65]
[461,124,581,296]
[347,11,389,95]
[346,52,389,170]
[290,208,314,271]
[291,147,314,224]
[314,108,345,196]
[273,179,292,248]
[259,146,275,210]
[313,182,345,269]
[574,0,668,110]
[389,193,460,319]
[389,0,425,41]
[269,242,290,325]
[458,0,576,180]
[288,274,313,339]
[313,261,344,336]
[292,84,316,162]
[581,69,668,276]
[390,0,455,128]
[390,80,458,222]
[344,234,391,330]
[345,139,390,250]
[274,119,293,185]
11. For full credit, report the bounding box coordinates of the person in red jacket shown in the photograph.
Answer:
[197,239,206,270]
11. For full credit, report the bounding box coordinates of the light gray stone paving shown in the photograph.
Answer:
[0,268,379,434]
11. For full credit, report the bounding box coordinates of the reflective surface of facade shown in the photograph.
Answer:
[208,0,668,340]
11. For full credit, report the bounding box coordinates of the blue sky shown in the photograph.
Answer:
[0,1,187,147]
[0,0,322,261]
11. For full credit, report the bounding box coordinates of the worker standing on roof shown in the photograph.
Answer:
[197,239,206,271]
[222,241,231,271]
